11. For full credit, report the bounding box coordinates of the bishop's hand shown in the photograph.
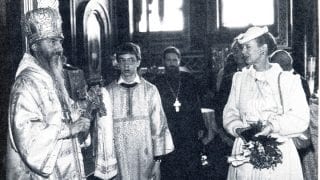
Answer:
[70,117,91,136]
[58,117,91,139]
[78,85,107,118]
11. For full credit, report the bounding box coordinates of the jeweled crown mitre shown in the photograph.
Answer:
[24,7,64,44]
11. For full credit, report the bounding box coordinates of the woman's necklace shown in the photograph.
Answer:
[165,75,181,112]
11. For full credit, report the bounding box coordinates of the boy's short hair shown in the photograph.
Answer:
[116,42,141,60]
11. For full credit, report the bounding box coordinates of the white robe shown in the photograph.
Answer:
[107,78,174,180]
[6,53,86,179]
[223,63,309,180]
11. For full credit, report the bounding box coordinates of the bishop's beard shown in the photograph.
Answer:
[49,55,70,106]
[50,55,65,84]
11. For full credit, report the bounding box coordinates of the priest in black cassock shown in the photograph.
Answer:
[152,46,207,180]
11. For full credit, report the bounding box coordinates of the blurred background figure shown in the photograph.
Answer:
[270,50,311,102]
[215,36,247,130]
[206,37,247,180]
[304,94,318,180]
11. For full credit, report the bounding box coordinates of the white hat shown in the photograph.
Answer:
[234,33,244,41]
[238,26,268,44]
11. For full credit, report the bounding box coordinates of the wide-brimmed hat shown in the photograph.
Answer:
[237,26,268,44]
[24,7,64,45]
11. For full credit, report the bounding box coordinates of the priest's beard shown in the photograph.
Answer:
[165,66,180,77]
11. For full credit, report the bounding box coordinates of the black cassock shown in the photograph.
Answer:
[153,71,206,179]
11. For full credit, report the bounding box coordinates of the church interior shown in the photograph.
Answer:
[0,0,318,178]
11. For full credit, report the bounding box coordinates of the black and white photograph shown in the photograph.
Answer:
[0,0,318,179]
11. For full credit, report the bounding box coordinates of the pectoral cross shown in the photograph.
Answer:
[173,98,181,112]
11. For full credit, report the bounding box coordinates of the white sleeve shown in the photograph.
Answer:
[223,72,245,137]
[268,73,310,136]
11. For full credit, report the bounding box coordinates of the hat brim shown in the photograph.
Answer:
[238,26,268,44]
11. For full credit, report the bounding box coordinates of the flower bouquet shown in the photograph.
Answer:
[230,121,283,170]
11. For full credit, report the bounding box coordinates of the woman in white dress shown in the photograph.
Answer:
[223,26,310,180]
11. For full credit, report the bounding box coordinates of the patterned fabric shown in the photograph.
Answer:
[24,8,63,44]
[223,63,309,180]
[107,78,174,180]
[6,53,86,179]
[94,88,118,179]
